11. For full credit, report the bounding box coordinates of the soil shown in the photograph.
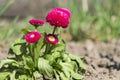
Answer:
[0,40,120,80]
[67,40,120,80]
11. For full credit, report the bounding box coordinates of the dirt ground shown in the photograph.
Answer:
[67,40,120,80]
[0,40,120,80]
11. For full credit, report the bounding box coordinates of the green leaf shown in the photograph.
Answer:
[52,59,62,71]
[0,72,10,80]
[71,61,79,72]
[43,54,54,65]
[61,53,71,62]
[52,52,61,60]
[51,41,66,52]
[44,52,60,65]
[59,60,84,80]
[59,72,69,80]
[38,58,53,79]
[0,59,17,68]
[71,71,83,80]
[33,71,42,79]
[69,54,86,70]
[10,38,27,55]
[22,55,34,69]
[21,28,29,34]
[11,62,19,68]
[76,57,86,70]
[53,70,60,80]
[9,70,16,80]
[60,62,73,78]
[18,74,32,80]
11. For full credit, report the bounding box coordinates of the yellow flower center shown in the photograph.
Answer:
[49,36,55,41]
[30,34,35,38]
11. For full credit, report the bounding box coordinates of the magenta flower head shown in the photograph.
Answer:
[25,31,41,43]
[60,8,71,18]
[29,19,45,27]
[45,34,58,45]
[46,8,71,28]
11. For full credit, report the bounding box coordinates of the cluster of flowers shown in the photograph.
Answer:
[25,8,71,45]
[0,7,86,80]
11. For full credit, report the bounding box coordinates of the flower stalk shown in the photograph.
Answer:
[52,27,57,34]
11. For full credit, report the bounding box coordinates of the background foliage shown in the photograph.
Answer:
[55,0,120,41]
[1,0,120,42]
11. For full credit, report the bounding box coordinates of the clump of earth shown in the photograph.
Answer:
[0,39,120,80]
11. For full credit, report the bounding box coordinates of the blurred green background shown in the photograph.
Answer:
[0,0,120,42]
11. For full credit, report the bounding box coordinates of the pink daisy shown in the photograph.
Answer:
[25,31,41,43]
[45,34,58,45]
[46,8,71,28]
[29,19,44,27]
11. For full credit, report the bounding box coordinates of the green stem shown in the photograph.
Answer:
[29,43,39,68]
[57,28,62,38]
[29,44,34,58]
[52,27,57,34]
[44,44,51,54]
[33,43,40,68]
[35,25,39,30]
